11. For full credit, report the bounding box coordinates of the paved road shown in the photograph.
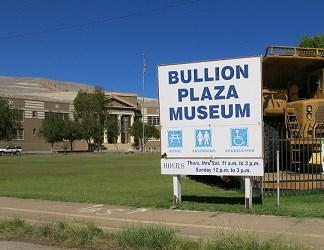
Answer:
[1,197,324,248]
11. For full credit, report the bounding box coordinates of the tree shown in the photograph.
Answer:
[299,34,324,48]
[145,124,160,141]
[0,98,21,141]
[63,119,81,152]
[38,111,65,151]
[105,115,120,144]
[128,120,143,146]
[128,120,160,148]
[73,86,110,151]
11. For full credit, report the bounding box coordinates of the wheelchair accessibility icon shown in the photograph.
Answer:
[230,128,248,147]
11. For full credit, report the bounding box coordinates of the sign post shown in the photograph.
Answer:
[245,177,252,209]
[321,139,324,173]
[173,175,181,205]
[158,57,264,208]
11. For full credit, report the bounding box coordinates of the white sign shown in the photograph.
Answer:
[161,158,263,176]
[158,57,263,176]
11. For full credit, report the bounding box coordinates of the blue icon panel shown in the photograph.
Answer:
[231,128,248,147]
[168,130,183,148]
[195,129,212,147]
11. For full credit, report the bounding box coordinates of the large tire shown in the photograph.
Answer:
[264,123,280,172]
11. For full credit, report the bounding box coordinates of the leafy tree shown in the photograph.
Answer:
[128,120,160,148]
[128,120,143,145]
[38,111,65,151]
[63,119,81,152]
[73,86,110,151]
[146,124,160,140]
[0,98,21,141]
[299,34,324,48]
[105,115,120,144]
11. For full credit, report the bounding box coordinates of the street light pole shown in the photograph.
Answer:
[142,54,146,152]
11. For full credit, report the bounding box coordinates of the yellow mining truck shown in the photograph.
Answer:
[263,45,324,172]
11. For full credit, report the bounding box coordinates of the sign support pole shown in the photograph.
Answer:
[173,175,181,205]
[321,139,324,173]
[245,176,252,209]
[276,150,280,207]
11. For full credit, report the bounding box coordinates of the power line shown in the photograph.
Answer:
[0,0,202,40]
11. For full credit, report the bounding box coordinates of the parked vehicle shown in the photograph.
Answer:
[0,146,22,155]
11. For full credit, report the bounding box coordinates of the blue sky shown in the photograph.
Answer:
[0,0,323,98]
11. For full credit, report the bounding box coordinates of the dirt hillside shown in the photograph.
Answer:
[0,76,94,102]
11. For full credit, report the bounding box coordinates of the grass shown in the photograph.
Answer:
[0,217,33,238]
[0,153,324,218]
[0,218,312,249]
[116,224,175,249]
[37,220,107,248]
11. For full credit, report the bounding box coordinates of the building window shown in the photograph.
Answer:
[147,116,160,126]
[32,129,37,136]
[15,129,24,140]
[32,111,37,118]
[44,112,69,120]
[121,116,130,132]
[44,112,53,119]
[61,113,69,120]
[17,110,24,122]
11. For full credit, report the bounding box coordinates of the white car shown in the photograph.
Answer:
[0,146,22,155]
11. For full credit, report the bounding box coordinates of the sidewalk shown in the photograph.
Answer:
[1,197,324,248]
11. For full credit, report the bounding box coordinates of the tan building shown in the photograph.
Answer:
[0,77,143,152]
[138,97,160,150]
[0,93,142,152]
[0,96,86,152]
[103,92,141,149]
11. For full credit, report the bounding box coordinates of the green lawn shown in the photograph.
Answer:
[0,153,323,218]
